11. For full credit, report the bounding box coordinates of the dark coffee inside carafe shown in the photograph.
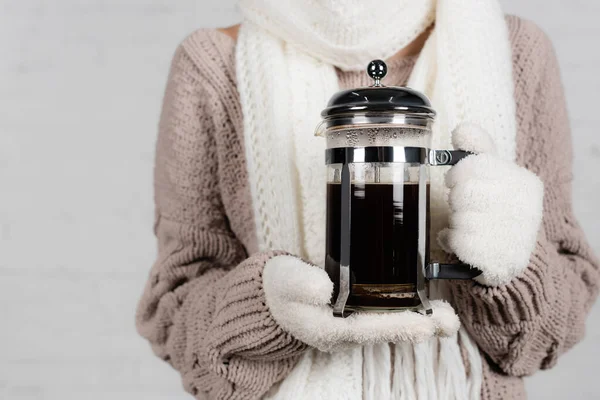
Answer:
[325,182,430,310]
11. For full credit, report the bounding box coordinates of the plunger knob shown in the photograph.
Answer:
[367,59,387,87]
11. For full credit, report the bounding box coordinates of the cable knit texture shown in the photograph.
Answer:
[136,16,599,400]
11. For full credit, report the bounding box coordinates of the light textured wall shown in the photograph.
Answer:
[0,1,598,399]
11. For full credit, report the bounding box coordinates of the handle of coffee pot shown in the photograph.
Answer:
[427,149,482,280]
[425,263,482,280]
[333,161,353,318]
[430,149,472,166]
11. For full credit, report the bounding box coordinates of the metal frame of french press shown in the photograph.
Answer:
[325,143,477,318]
[322,60,481,318]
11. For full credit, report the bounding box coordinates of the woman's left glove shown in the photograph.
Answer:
[438,123,544,287]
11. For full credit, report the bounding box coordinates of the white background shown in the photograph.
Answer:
[1,1,598,399]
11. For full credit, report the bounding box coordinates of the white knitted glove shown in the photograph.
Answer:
[262,255,459,353]
[439,123,544,287]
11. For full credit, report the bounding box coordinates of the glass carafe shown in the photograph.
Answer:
[316,60,481,317]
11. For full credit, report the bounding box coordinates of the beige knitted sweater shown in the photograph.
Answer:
[136,16,599,400]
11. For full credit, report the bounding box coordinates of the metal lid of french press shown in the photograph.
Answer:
[317,60,436,132]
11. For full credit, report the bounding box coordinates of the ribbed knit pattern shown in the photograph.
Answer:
[181,251,306,399]
[136,16,599,400]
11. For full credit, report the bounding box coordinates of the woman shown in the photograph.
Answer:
[136,1,599,399]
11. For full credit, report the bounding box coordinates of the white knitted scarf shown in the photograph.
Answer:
[236,0,517,398]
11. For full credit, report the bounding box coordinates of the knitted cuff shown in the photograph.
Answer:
[449,238,569,374]
[205,251,307,364]
[480,355,526,400]
[186,353,300,400]
[179,251,307,399]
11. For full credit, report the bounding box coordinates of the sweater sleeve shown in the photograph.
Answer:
[135,42,305,399]
[450,20,600,377]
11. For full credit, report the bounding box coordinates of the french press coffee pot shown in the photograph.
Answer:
[317,60,481,318]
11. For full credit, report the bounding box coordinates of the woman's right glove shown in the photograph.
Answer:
[262,255,460,353]
[439,123,544,287]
